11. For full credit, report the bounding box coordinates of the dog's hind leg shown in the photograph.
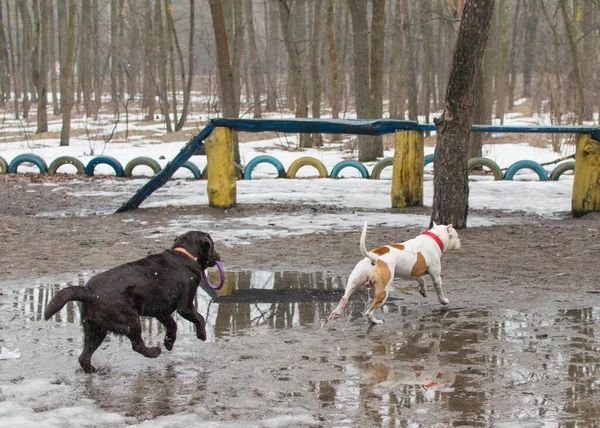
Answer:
[157,315,177,351]
[79,321,107,373]
[364,261,393,324]
[329,264,370,321]
[126,320,162,358]
[416,276,427,297]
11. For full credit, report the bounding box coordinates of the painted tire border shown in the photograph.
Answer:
[549,161,575,181]
[504,160,549,181]
[48,156,86,175]
[124,156,162,178]
[330,160,370,178]
[467,157,503,180]
[85,156,125,177]
[0,155,8,174]
[243,155,286,179]
[8,153,48,174]
[182,161,202,179]
[286,156,328,178]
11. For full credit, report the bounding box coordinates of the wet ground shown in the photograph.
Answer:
[1,174,599,426]
[2,267,600,426]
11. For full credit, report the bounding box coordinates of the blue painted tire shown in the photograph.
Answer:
[85,156,124,177]
[201,162,244,180]
[124,156,162,177]
[424,153,434,167]
[504,160,548,181]
[8,153,48,174]
[182,161,202,179]
[48,156,86,175]
[0,155,8,174]
[243,155,286,179]
[330,160,369,178]
[549,161,575,181]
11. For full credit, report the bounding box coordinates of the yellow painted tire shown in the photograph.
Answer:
[124,156,162,177]
[48,156,86,175]
[467,157,503,180]
[286,157,328,178]
[0,156,8,174]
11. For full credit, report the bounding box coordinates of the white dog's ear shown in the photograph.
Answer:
[432,221,437,227]
[447,224,453,231]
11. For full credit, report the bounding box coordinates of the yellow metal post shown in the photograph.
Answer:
[205,126,236,208]
[391,130,424,208]
[572,133,600,217]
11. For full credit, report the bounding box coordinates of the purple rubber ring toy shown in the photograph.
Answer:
[201,260,225,290]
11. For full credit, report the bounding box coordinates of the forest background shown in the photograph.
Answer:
[0,0,596,162]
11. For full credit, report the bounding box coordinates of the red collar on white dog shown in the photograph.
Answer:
[421,230,444,251]
[173,247,198,262]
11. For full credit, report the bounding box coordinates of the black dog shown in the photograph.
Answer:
[44,231,220,373]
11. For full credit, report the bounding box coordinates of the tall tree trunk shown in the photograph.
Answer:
[34,0,48,132]
[420,0,433,130]
[401,0,418,120]
[92,0,102,117]
[80,0,93,116]
[431,0,494,229]
[278,0,309,146]
[521,0,537,98]
[176,0,195,130]
[581,0,594,121]
[143,0,155,119]
[265,0,278,112]
[506,0,520,110]
[231,0,243,114]
[6,1,20,119]
[326,0,340,120]
[58,0,76,146]
[164,0,179,129]
[0,3,10,106]
[208,0,240,162]
[245,0,263,119]
[494,0,508,124]
[347,0,375,161]
[155,0,172,131]
[388,0,404,119]
[369,0,384,157]
[559,0,584,124]
[309,0,322,146]
[17,0,31,119]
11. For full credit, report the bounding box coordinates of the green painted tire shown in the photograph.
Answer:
[549,161,575,180]
[48,156,86,175]
[0,156,8,174]
[467,157,503,180]
[370,158,392,179]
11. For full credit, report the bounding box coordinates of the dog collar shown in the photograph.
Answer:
[173,247,198,262]
[421,230,444,251]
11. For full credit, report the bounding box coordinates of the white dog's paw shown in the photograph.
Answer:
[439,297,450,305]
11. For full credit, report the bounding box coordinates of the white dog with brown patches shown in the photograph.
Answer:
[329,221,461,324]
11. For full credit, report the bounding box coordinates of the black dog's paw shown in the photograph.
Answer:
[196,327,207,342]
[164,336,175,351]
[146,346,162,358]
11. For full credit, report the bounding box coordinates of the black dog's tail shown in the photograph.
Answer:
[44,286,94,320]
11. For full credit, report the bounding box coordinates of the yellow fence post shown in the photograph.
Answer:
[572,133,600,217]
[391,130,424,208]
[205,126,236,208]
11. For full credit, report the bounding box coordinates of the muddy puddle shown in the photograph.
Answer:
[4,271,600,426]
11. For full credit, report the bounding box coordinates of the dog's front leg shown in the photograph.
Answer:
[177,304,207,341]
[157,315,178,351]
[428,266,449,305]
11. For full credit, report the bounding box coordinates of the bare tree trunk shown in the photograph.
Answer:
[46,0,59,116]
[494,0,508,124]
[143,0,155,119]
[176,0,195,130]
[388,0,404,119]
[58,0,76,146]
[34,0,49,132]
[155,0,172,131]
[401,0,418,120]
[0,3,10,106]
[17,0,31,119]
[369,0,385,157]
[245,0,263,119]
[581,0,594,121]
[164,0,179,129]
[326,0,340,120]
[309,0,322,146]
[80,0,93,117]
[506,0,521,110]
[420,0,433,129]
[431,0,494,229]
[231,0,243,114]
[208,0,240,162]
[265,0,278,112]
[521,0,537,98]
[559,0,584,124]
[92,0,102,117]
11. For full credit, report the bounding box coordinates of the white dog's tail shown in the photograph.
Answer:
[360,220,378,263]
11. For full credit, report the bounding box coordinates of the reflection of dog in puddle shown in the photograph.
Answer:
[351,331,456,393]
